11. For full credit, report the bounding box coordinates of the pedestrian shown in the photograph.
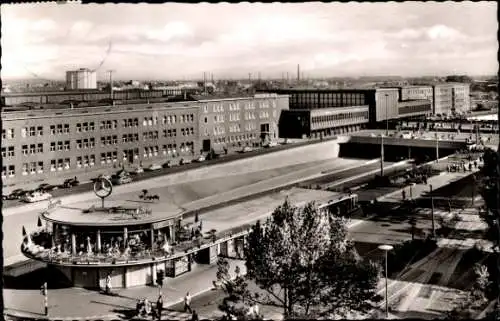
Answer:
[105,273,112,295]
[156,294,163,321]
[402,190,406,201]
[191,310,199,321]
[184,292,193,313]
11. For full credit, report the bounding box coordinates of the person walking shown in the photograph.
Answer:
[105,273,112,295]
[156,294,163,321]
[191,310,199,321]
[184,292,192,313]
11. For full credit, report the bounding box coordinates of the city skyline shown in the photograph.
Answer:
[1,2,498,81]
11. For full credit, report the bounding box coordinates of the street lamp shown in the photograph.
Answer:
[409,183,416,200]
[429,184,435,238]
[385,93,389,136]
[380,133,385,177]
[378,244,394,319]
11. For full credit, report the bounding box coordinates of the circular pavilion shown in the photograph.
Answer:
[21,191,188,289]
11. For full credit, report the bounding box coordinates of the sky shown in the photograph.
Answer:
[1,2,498,81]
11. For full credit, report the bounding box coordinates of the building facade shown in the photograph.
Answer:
[278,106,369,139]
[399,86,434,111]
[451,83,471,113]
[66,69,98,90]
[2,94,288,188]
[265,88,400,124]
[197,93,288,153]
[432,84,454,115]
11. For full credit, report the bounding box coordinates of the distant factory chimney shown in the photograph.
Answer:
[297,64,300,82]
[211,73,214,84]
[203,72,206,94]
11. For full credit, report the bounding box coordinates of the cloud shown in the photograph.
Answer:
[1,2,497,80]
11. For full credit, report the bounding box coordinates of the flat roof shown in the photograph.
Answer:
[41,199,182,227]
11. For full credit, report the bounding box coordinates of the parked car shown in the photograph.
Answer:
[131,167,144,175]
[162,161,172,168]
[146,164,162,171]
[263,141,278,148]
[179,158,192,165]
[111,175,133,185]
[63,177,80,188]
[21,191,52,203]
[194,155,206,162]
[5,189,27,200]
[242,146,253,153]
[37,183,59,192]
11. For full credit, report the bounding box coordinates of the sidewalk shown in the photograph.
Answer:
[4,259,246,320]
[376,167,479,204]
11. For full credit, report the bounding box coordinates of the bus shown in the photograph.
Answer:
[318,193,360,217]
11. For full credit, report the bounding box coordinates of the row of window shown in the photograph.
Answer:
[290,93,366,109]
[101,135,118,146]
[312,111,368,123]
[212,133,259,145]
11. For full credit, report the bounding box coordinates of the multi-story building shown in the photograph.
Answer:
[197,93,288,153]
[278,106,370,139]
[451,83,471,113]
[66,68,97,90]
[1,94,288,188]
[432,83,454,115]
[398,86,434,111]
[265,88,402,124]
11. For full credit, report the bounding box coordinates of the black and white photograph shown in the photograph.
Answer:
[1,1,499,320]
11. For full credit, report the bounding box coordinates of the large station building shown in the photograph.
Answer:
[271,88,431,139]
[1,93,288,188]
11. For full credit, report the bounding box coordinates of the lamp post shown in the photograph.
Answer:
[378,244,394,319]
[380,134,385,177]
[409,183,416,200]
[429,184,435,238]
[385,93,389,136]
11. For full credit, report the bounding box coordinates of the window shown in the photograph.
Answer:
[1,148,5,157]
[2,129,5,139]
[22,145,28,155]
[21,127,27,138]
[29,144,36,154]
[89,138,95,148]
[37,126,43,136]
[77,156,82,168]
[64,124,70,133]
[29,126,36,136]
[204,117,208,123]
[57,124,63,134]
[8,165,15,177]
[30,162,37,174]
[22,163,28,175]
[57,141,63,151]
[77,123,82,132]
[64,141,70,151]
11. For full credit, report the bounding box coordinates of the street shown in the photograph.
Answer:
[3,155,370,265]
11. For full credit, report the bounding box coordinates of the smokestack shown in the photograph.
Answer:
[248,73,252,84]
[286,72,289,84]
[203,72,206,94]
[211,73,214,84]
[108,70,115,106]
[297,64,300,82]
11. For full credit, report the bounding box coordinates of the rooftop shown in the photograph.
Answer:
[41,198,182,227]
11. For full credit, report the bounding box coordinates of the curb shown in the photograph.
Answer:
[4,311,118,321]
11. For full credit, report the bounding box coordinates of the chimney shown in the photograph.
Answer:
[297,64,300,82]
[184,90,187,100]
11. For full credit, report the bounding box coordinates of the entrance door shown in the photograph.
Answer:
[260,123,269,141]
[202,139,211,152]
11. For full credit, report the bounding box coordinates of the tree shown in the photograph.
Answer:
[216,258,260,320]
[478,147,500,310]
[241,199,381,319]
